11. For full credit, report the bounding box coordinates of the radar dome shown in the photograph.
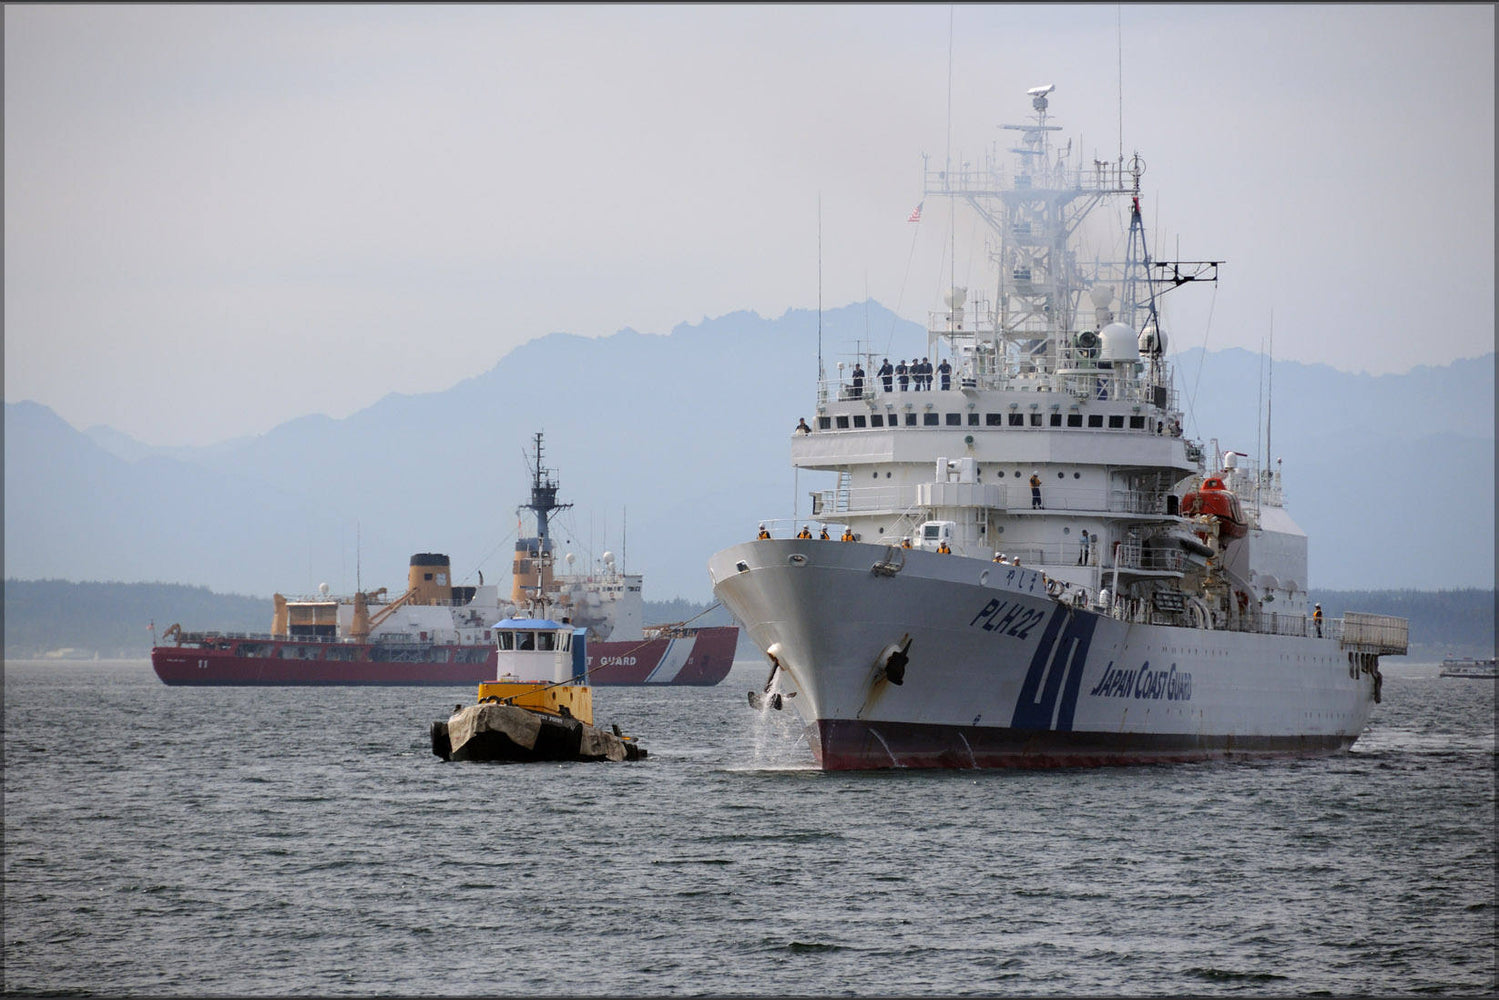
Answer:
[319,582,330,596]
[1088,285,1115,309]
[944,287,967,309]
[1099,322,1139,363]
[565,552,575,566]
[602,551,615,568]
[1138,322,1167,355]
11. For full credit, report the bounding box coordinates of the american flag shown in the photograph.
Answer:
[907,202,923,223]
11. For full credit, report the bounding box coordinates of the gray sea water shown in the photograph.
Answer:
[3,658,1494,997]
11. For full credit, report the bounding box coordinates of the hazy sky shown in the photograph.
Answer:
[5,4,1494,446]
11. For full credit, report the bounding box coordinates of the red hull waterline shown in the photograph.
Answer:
[152,627,739,687]
[811,718,1357,770]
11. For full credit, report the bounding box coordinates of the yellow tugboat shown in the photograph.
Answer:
[430,616,646,762]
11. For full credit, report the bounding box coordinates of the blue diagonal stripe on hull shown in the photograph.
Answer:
[1010,608,1098,731]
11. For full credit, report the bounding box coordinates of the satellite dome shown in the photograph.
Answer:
[944,287,967,309]
[1099,322,1139,363]
[1138,322,1167,355]
[319,582,330,596]
[602,551,615,568]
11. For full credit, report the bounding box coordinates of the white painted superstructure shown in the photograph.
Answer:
[709,86,1407,769]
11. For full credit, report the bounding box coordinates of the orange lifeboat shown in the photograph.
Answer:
[1181,476,1248,539]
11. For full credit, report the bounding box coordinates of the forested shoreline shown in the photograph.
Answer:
[2,578,1492,661]
[1,579,741,659]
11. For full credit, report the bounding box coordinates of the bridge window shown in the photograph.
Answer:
[1129,415,1145,429]
[1067,414,1083,427]
[836,415,849,429]
[1008,413,1024,426]
[853,414,867,428]
[968,413,980,425]
[905,413,917,426]
[818,417,831,430]
[986,413,1004,426]
[1108,415,1124,428]
[1029,413,1043,427]
[923,412,939,426]
[1050,413,1062,426]
[1088,415,1104,428]
[871,414,884,427]
[945,413,962,426]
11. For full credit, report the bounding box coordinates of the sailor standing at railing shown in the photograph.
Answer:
[897,359,910,391]
[879,358,894,393]
[851,363,865,400]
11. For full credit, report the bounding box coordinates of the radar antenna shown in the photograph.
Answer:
[521,431,571,545]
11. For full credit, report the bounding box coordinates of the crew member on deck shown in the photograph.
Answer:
[757,525,771,540]
[879,358,894,393]
[1030,472,1043,509]
[938,358,952,390]
[795,417,811,435]
[1314,603,1323,637]
[851,363,865,400]
[797,525,812,539]
[819,526,831,540]
[841,527,855,542]
[897,359,910,391]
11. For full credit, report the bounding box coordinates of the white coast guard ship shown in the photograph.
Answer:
[709,85,1408,769]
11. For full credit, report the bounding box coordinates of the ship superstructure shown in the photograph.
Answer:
[709,86,1407,769]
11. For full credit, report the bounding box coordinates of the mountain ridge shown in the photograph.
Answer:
[5,303,1493,600]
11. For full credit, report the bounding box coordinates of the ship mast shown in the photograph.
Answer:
[522,431,571,547]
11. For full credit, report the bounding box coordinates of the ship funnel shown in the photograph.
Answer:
[408,553,453,605]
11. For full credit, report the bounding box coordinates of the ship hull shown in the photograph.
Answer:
[711,540,1378,770]
[151,627,738,687]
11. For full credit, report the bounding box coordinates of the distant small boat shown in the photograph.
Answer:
[1439,657,1496,679]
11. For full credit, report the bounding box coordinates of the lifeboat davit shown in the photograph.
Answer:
[1181,476,1248,539]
